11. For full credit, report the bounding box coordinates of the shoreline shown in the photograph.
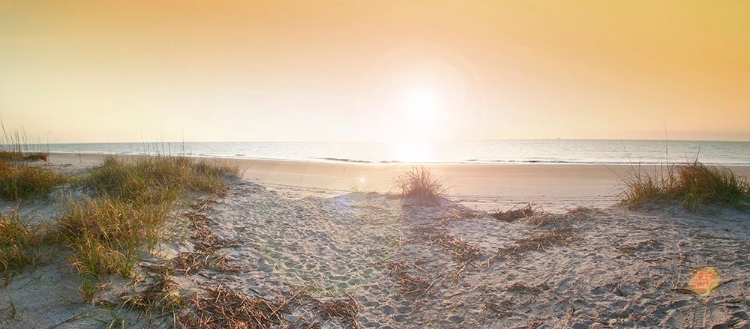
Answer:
[46,152,750,212]
[43,150,750,167]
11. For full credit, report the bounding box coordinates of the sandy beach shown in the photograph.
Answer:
[46,153,750,211]
[1,154,749,328]
[6,0,750,327]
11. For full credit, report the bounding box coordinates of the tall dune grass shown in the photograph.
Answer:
[0,150,48,162]
[0,126,61,200]
[59,156,238,301]
[59,197,171,280]
[87,156,237,203]
[0,212,44,280]
[622,161,750,211]
[0,160,65,200]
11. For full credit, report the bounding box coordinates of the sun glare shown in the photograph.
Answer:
[387,141,435,163]
[404,85,442,124]
[358,54,472,143]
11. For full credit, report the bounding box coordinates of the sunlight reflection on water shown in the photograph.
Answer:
[387,141,435,163]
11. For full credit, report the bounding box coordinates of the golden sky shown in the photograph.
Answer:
[1,0,749,142]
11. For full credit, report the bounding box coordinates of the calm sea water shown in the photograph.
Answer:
[13,140,750,166]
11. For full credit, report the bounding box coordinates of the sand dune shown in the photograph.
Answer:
[0,156,749,327]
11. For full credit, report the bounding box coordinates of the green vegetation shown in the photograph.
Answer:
[87,156,236,203]
[0,125,241,308]
[0,126,62,200]
[0,150,48,162]
[0,160,65,200]
[0,212,43,281]
[60,197,171,281]
[622,161,750,211]
[1,148,238,304]
[393,166,448,203]
[59,156,238,301]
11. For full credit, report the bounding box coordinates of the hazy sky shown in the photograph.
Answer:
[1,1,749,143]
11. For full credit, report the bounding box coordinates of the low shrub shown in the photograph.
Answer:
[393,166,447,202]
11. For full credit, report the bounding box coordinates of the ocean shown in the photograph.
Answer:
[13,140,750,166]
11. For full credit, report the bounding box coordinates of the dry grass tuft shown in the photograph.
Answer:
[189,197,219,212]
[192,161,240,179]
[174,199,242,275]
[316,295,359,327]
[411,226,482,263]
[87,156,237,204]
[173,251,241,275]
[393,166,448,203]
[0,151,22,162]
[121,272,186,318]
[481,294,514,318]
[0,212,43,281]
[506,281,549,294]
[622,161,750,211]
[616,239,661,255]
[388,261,431,297]
[490,203,537,222]
[0,126,63,200]
[496,228,576,259]
[59,197,171,280]
[0,151,48,162]
[186,211,241,253]
[187,286,289,329]
[58,156,238,300]
[524,206,601,228]
[0,160,65,200]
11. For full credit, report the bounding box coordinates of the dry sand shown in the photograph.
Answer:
[1,154,749,328]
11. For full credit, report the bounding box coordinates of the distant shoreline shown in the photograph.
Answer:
[29,139,750,166]
[42,150,750,167]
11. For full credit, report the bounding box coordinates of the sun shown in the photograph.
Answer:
[401,85,445,128]
[358,56,471,143]
[392,83,447,142]
[404,86,441,123]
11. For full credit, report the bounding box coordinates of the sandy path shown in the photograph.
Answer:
[171,180,750,328]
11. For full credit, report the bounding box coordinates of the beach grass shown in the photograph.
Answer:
[59,197,170,281]
[0,150,48,162]
[0,156,65,201]
[87,156,237,204]
[57,155,238,300]
[393,166,447,202]
[0,125,62,200]
[622,161,750,211]
[0,212,43,280]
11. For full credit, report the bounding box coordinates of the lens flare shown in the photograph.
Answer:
[688,267,720,296]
